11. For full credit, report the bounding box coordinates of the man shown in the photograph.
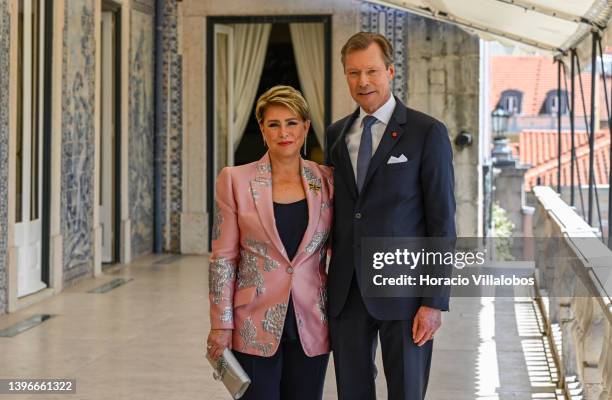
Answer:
[324,32,456,400]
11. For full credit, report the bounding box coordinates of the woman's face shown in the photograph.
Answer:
[260,104,310,160]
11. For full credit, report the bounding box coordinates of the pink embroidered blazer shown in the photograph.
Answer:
[208,153,334,357]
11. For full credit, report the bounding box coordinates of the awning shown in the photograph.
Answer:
[366,0,612,57]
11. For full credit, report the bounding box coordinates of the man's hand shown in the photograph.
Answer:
[206,329,232,359]
[412,306,441,346]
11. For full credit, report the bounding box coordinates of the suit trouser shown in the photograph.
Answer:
[233,339,329,400]
[330,277,433,400]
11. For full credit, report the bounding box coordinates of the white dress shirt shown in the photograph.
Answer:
[345,95,397,178]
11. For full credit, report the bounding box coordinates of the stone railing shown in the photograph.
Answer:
[533,186,612,400]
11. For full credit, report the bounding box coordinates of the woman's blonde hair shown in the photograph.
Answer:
[255,85,310,124]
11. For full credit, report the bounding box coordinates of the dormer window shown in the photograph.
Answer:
[542,90,568,115]
[497,90,523,115]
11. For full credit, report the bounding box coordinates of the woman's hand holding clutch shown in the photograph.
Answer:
[207,329,232,359]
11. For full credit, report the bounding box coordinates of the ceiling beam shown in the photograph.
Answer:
[367,0,562,52]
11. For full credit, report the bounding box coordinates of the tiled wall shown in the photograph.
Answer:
[61,0,96,285]
[0,0,10,314]
[162,0,182,252]
[129,7,156,258]
[129,0,183,258]
[0,0,183,308]
[360,3,407,103]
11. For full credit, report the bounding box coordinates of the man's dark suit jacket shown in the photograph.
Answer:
[324,97,456,321]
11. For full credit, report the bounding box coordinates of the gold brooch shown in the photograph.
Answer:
[309,182,321,194]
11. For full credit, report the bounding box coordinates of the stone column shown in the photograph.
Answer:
[494,161,530,237]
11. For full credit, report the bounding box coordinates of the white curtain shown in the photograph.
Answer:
[289,23,325,148]
[231,24,272,151]
[215,31,229,171]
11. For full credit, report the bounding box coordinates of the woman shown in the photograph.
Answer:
[206,85,333,400]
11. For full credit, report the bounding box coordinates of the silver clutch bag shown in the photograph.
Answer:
[206,348,251,399]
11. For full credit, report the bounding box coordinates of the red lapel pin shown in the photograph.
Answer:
[391,132,398,139]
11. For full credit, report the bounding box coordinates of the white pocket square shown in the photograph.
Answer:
[387,154,408,164]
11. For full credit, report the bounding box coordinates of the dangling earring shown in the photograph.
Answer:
[262,137,268,148]
[303,136,308,157]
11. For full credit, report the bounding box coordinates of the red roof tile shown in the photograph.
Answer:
[512,129,610,190]
[491,55,598,117]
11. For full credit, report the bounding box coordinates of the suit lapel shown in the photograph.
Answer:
[332,108,360,199]
[250,153,290,264]
[292,159,323,266]
[361,99,408,193]
[250,154,325,266]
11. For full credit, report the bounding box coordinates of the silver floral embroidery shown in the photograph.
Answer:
[263,258,280,272]
[254,176,271,187]
[250,186,260,202]
[220,307,233,323]
[257,163,272,174]
[237,249,265,294]
[239,317,257,349]
[317,287,328,324]
[262,303,288,341]
[302,166,322,194]
[305,230,329,254]
[302,166,317,181]
[209,258,236,305]
[211,201,223,241]
[239,317,273,356]
[320,200,331,211]
[255,342,273,356]
[245,237,267,255]
[245,237,279,272]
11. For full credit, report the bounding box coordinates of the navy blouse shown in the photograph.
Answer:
[273,198,309,342]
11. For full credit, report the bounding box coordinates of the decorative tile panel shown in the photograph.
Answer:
[360,2,407,103]
[61,0,96,285]
[0,0,10,314]
[163,0,182,252]
[129,9,156,258]
[167,53,183,252]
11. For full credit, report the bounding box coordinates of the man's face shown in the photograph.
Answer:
[344,43,395,114]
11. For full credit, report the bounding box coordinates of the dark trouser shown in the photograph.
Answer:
[233,339,329,400]
[330,278,433,400]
